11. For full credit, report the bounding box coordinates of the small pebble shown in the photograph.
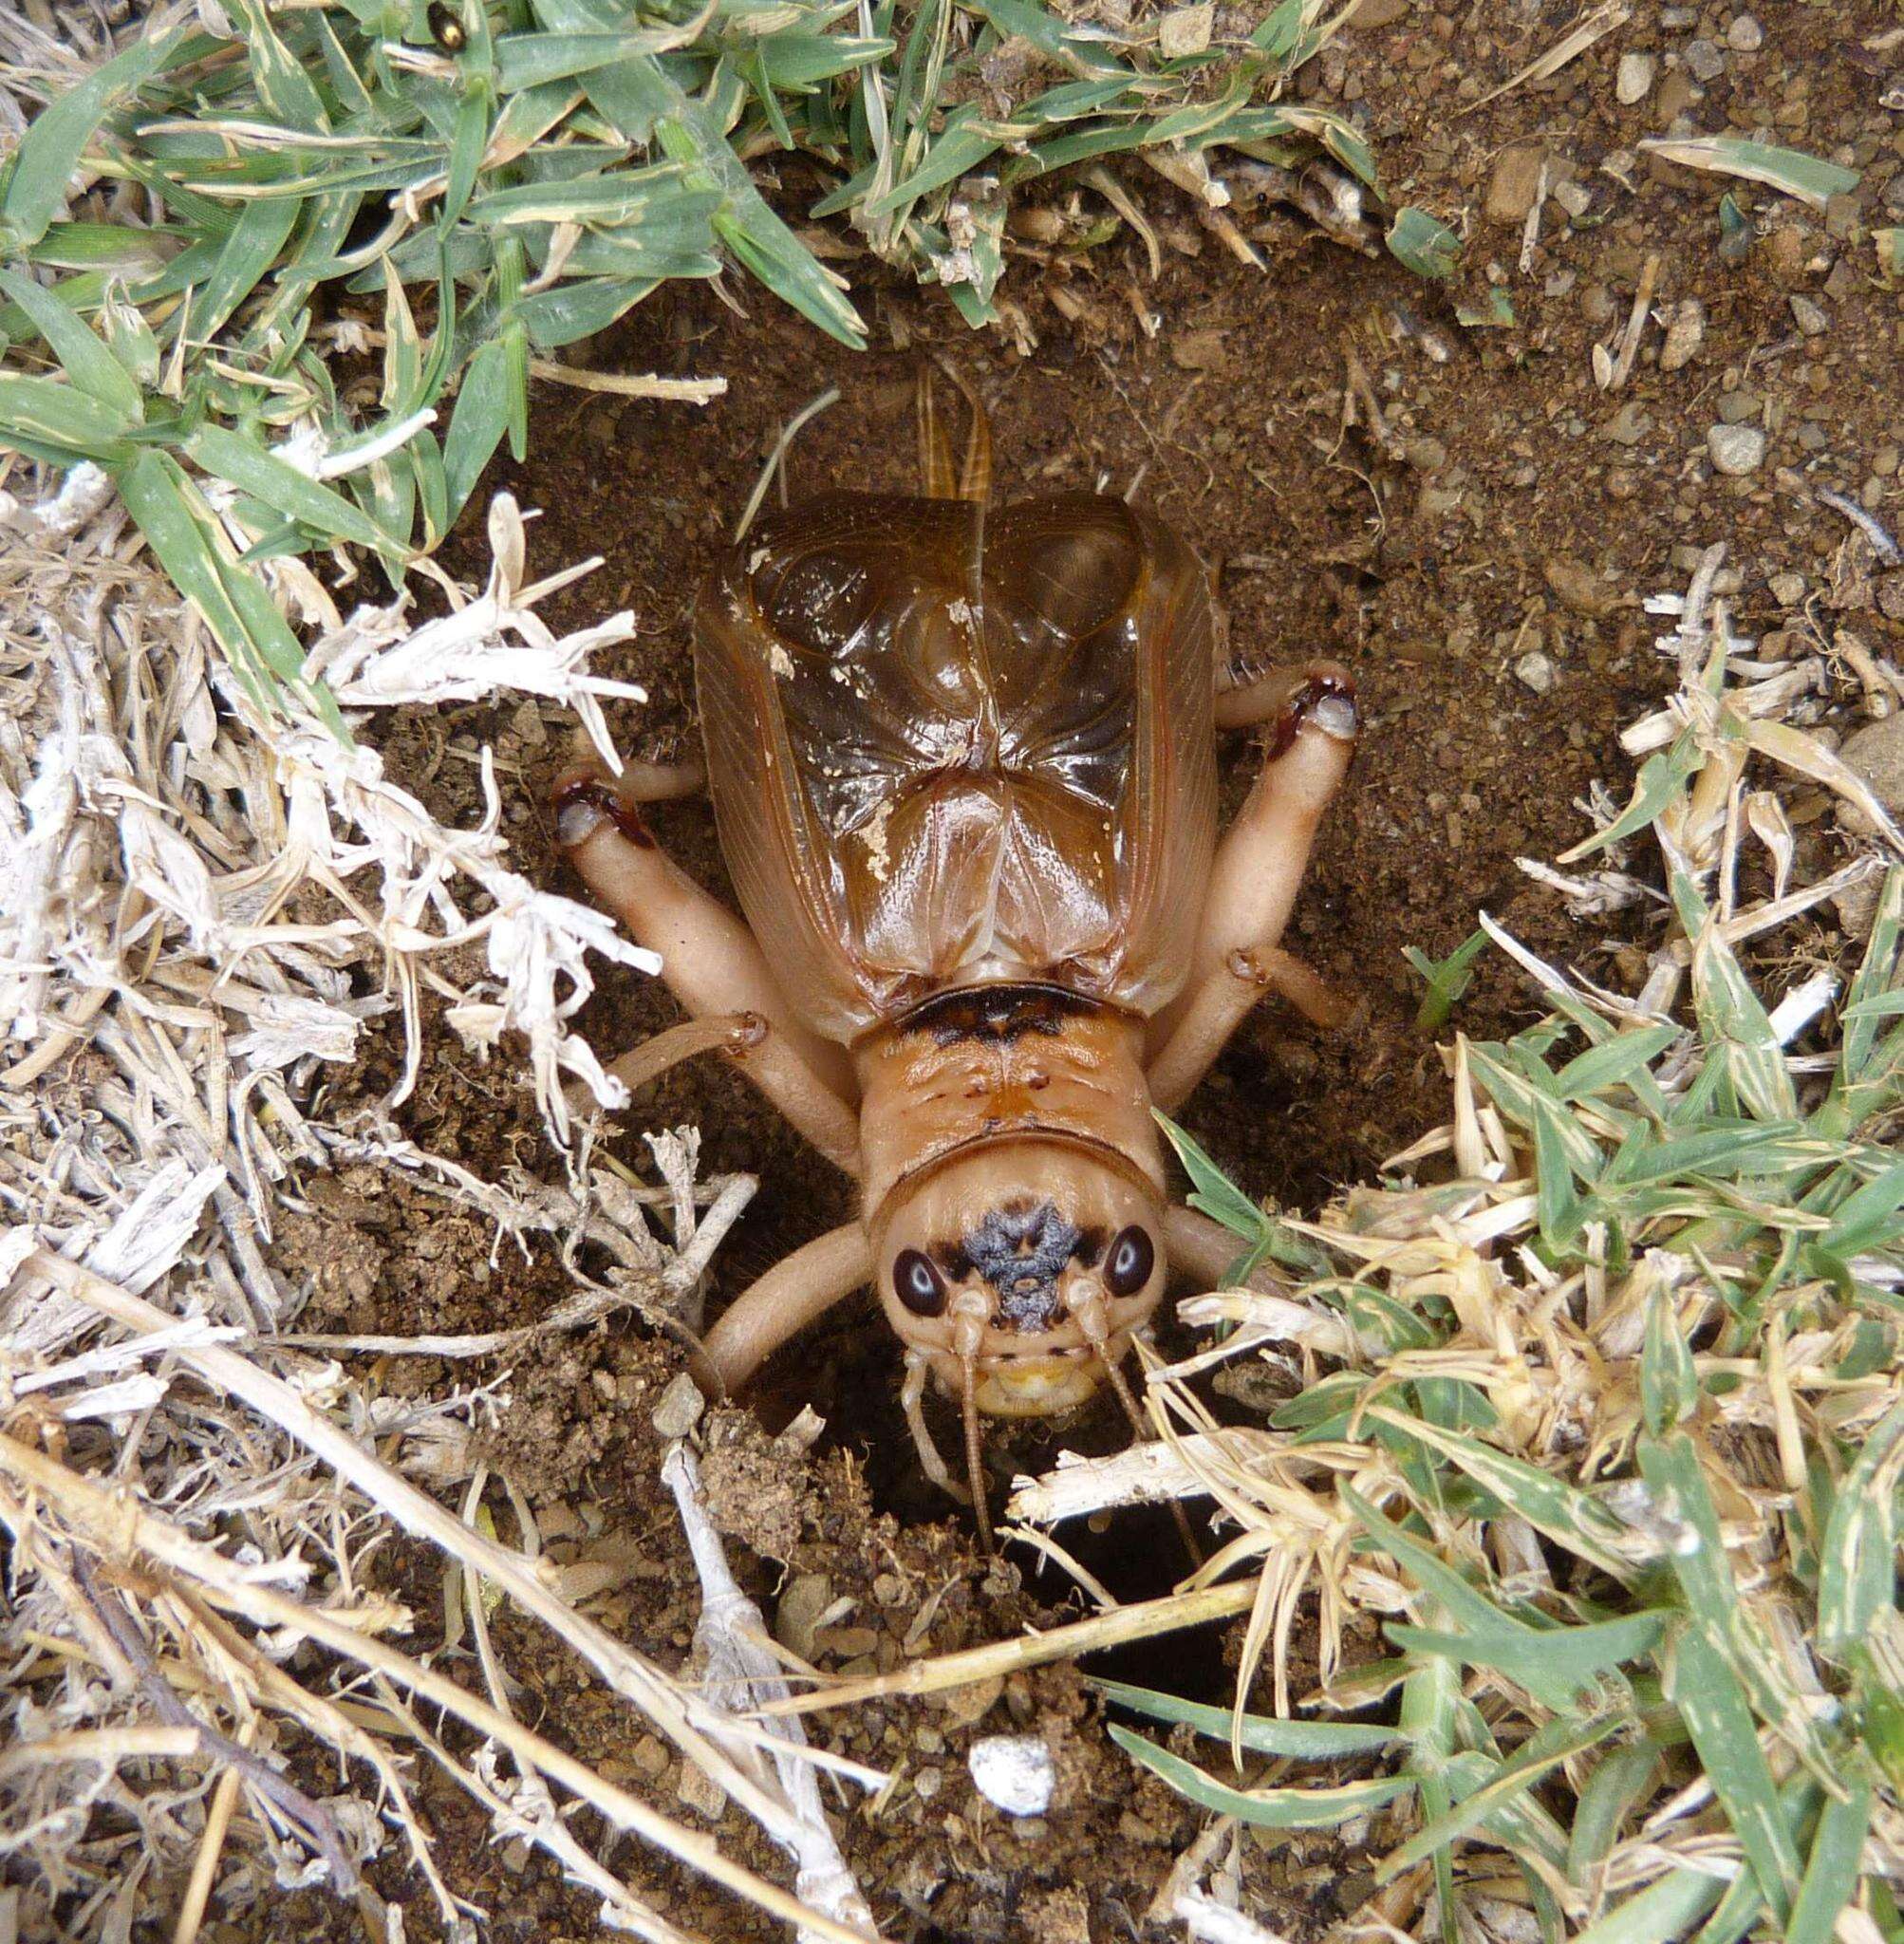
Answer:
[1716,390,1762,427]
[1485,146,1548,225]
[1708,423,1766,476]
[1552,178,1593,219]
[1155,2,1213,59]
[1837,717,1904,837]
[1726,14,1762,52]
[1788,293,1830,336]
[651,1372,705,1438]
[1659,297,1706,372]
[1616,52,1656,104]
[1825,192,1864,242]
[1768,571,1806,607]
[1683,38,1726,83]
[968,1734,1056,1817]
[1515,650,1557,696]
[677,1760,728,1822]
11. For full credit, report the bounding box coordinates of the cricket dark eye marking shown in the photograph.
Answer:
[1105,1224,1155,1298]
[893,1248,947,1317]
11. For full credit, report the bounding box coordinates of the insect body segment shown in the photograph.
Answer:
[555,381,1358,1539]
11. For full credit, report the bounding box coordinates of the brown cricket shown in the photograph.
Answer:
[554,383,1356,1540]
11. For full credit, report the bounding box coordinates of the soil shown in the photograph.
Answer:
[266,2,1904,1937]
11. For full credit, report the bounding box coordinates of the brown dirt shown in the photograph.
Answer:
[264,3,1904,1937]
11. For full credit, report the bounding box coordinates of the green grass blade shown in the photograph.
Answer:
[1092,1678,1406,1759]
[1399,1638,1461,1944]
[1637,1437,1803,1920]
[0,28,193,250]
[1154,1112,1273,1245]
[0,370,137,458]
[1786,1775,1874,1944]
[1574,1868,1727,1944]
[1109,1725,1414,1829]
[442,329,516,522]
[1816,1398,1904,1660]
[113,447,279,718]
[1567,1741,1664,1890]
[1386,206,1460,279]
[1641,1283,1698,1434]
[182,423,407,560]
[1368,1412,1638,1580]
[1387,1612,1665,1699]
[0,267,142,421]
[187,196,300,345]
[1404,926,1487,1034]
[1559,726,1704,862]
[1376,1712,1621,1879]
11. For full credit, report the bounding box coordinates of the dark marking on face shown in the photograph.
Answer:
[902,982,1100,1047]
[956,1197,1093,1333]
[554,776,654,849]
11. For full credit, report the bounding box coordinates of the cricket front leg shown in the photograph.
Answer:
[1148,664,1358,1094]
[694,1222,874,1396]
[555,769,861,1172]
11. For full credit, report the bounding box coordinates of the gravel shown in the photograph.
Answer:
[1684,38,1727,83]
[1708,423,1766,476]
[1515,650,1557,696]
[1616,52,1656,103]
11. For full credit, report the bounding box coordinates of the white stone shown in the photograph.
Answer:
[1726,13,1763,51]
[968,1734,1055,1816]
[1514,650,1557,696]
[1616,51,1656,103]
[1156,2,1213,57]
[1708,423,1765,476]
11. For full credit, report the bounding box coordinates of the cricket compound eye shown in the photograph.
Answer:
[893,1248,948,1318]
[1104,1224,1156,1299]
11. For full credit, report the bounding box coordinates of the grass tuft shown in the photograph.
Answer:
[1075,563,1904,1940]
[1,0,1370,718]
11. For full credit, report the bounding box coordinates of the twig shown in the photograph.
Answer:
[663,1444,877,1942]
[735,388,842,544]
[1458,2,1632,114]
[1816,486,1900,565]
[70,1556,360,1894]
[527,360,727,404]
[0,1430,893,1944]
[18,1250,855,1852]
[1608,251,1661,390]
[756,1580,1259,1717]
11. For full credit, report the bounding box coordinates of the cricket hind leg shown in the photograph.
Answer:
[554,769,861,1168]
[1147,664,1358,1096]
